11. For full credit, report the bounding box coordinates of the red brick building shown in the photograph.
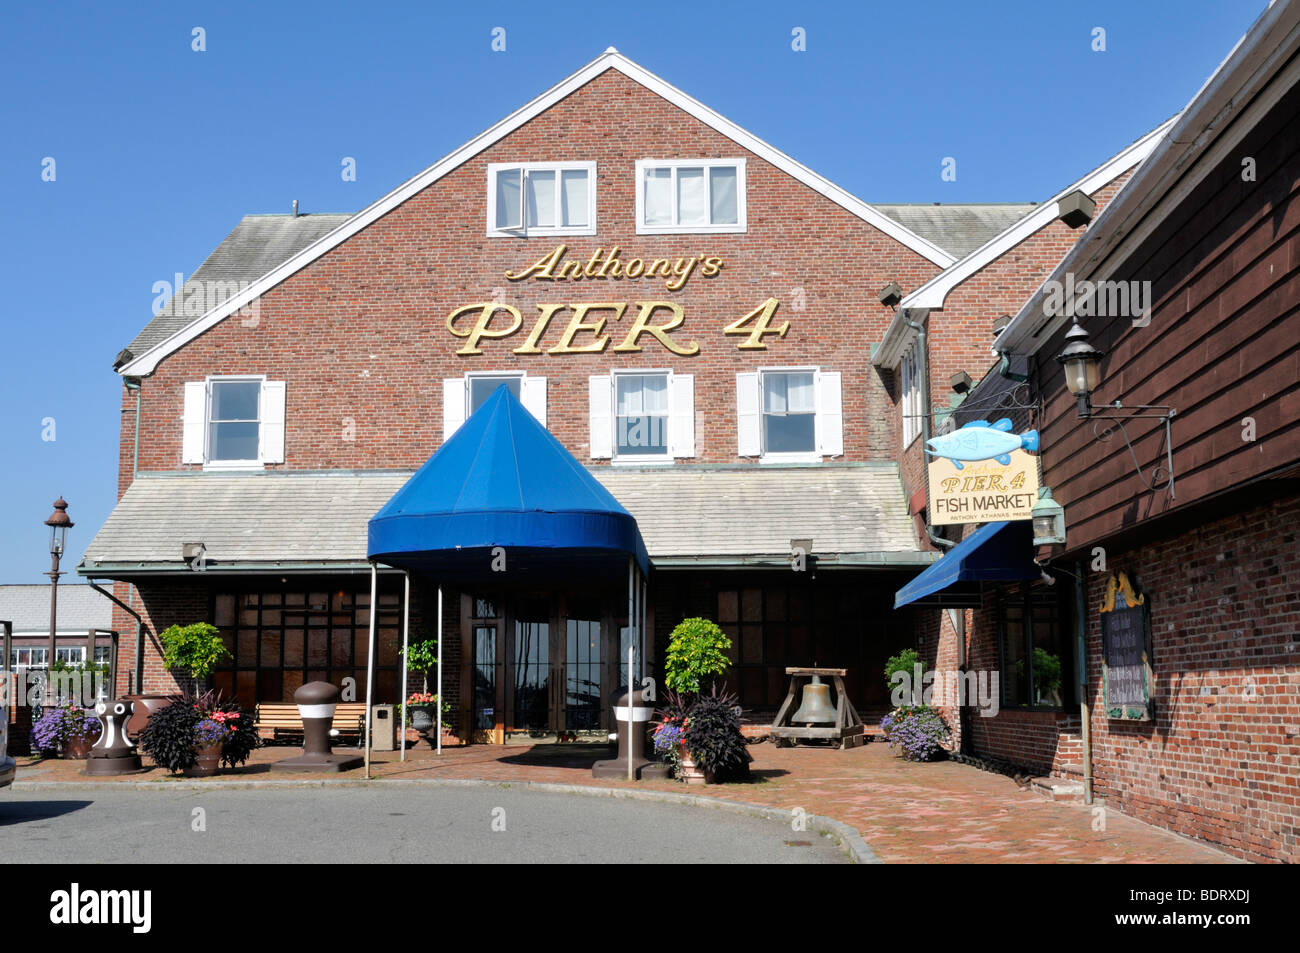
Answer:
[83,49,1013,736]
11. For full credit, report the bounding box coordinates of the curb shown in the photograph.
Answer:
[11,776,879,864]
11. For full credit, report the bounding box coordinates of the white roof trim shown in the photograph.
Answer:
[995,0,1300,357]
[118,50,954,377]
[871,118,1176,370]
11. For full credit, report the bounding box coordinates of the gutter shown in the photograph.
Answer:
[902,310,955,551]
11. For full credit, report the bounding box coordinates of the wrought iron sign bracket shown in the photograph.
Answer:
[1089,401,1177,500]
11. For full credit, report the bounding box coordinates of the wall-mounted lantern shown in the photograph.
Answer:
[1053,319,1178,500]
[1031,487,1066,546]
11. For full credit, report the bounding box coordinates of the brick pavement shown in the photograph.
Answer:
[12,738,1242,864]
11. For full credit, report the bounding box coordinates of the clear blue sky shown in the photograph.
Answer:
[0,0,1267,583]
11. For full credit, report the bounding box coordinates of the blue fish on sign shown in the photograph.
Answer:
[925,417,1039,469]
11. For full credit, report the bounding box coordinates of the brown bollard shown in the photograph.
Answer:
[83,698,145,776]
[272,681,364,773]
[592,685,669,781]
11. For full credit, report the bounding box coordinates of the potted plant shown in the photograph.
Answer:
[138,688,257,774]
[157,622,232,691]
[30,706,102,759]
[663,617,732,696]
[651,691,691,781]
[680,685,751,783]
[879,705,950,762]
[405,692,451,748]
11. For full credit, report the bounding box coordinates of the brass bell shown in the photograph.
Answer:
[791,675,837,725]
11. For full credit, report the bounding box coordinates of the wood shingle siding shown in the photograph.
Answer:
[1034,77,1300,552]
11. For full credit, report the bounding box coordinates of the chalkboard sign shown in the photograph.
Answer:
[1099,572,1153,720]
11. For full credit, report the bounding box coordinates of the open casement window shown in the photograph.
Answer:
[443,372,546,440]
[900,344,922,447]
[182,377,285,468]
[487,162,597,237]
[635,159,746,234]
[735,368,842,461]
[589,372,694,461]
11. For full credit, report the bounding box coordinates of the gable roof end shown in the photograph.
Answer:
[116,49,955,378]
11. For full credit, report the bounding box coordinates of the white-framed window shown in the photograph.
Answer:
[182,376,286,468]
[487,162,597,237]
[635,159,746,234]
[589,371,694,462]
[11,647,48,669]
[900,344,922,447]
[736,367,842,462]
[443,371,546,439]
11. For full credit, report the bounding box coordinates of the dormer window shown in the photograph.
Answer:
[487,162,597,237]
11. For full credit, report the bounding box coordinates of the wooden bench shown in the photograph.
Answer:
[254,702,368,744]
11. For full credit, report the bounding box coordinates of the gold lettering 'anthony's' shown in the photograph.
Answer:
[505,244,723,292]
[445,301,699,356]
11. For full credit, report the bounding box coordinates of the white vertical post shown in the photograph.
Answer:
[364,562,378,780]
[400,572,410,763]
[436,586,443,756]
[627,643,634,782]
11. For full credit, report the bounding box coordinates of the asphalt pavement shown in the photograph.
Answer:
[0,785,850,864]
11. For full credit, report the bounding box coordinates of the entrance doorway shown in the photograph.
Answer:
[461,592,611,743]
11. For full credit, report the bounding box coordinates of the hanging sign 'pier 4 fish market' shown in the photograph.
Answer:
[925,418,1042,527]
[925,418,1040,468]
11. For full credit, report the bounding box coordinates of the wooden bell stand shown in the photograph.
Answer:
[769,666,865,750]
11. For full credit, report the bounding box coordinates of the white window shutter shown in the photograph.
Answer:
[668,374,695,458]
[589,374,612,459]
[736,373,760,456]
[521,376,547,427]
[260,380,287,464]
[182,381,207,464]
[815,371,843,457]
[443,378,466,441]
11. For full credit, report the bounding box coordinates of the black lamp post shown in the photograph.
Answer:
[44,497,73,706]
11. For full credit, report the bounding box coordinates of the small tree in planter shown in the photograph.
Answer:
[664,617,732,696]
[157,622,231,690]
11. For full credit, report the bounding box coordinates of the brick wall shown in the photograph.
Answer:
[119,68,941,495]
[923,492,1300,863]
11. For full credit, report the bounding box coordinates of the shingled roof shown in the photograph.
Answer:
[874,204,1039,258]
[79,466,935,573]
[122,212,353,360]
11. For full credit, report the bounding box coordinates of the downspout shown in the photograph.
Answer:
[1074,560,1093,804]
[87,578,144,697]
[901,310,954,551]
[124,377,142,617]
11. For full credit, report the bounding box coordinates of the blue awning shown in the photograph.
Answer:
[893,520,1040,609]
[368,385,649,582]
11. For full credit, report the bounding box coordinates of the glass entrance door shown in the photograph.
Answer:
[564,600,603,732]
[510,598,551,735]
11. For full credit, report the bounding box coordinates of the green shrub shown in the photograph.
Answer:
[884,648,925,704]
[664,617,732,695]
[158,622,231,681]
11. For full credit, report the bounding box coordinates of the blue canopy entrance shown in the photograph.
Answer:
[360,385,649,774]
[893,520,1041,609]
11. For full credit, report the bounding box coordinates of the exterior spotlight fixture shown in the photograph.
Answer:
[992,314,1011,341]
[1055,320,1179,500]
[1057,190,1097,228]
[949,371,972,394]
[1031,486,1066,546]
[878,282,903,307]
[1055,319,1104,418]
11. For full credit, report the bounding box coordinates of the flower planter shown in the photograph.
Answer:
[678,752,708,785]
[185,742,223,777]
[125,694,176,740]
[63,737,94,760]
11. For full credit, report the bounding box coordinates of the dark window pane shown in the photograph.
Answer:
[210,421,259,461]
[763,413,815,453]
[469,377,521,413]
